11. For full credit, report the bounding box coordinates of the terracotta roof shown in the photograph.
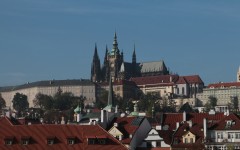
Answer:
[182,75,204,84]
[0,117,128,150]
[109,116,145,144]
[175,76,187,84]
[208,82,240,88]
[130,75,179,86]
[209,113,240,130]
[161,113,225,131]
[157,130,174,145]
[172,122,205,149]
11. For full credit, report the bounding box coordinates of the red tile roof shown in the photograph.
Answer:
[208,82,240,88]
[182,75,204,84]
[130,75,179,86]
[209,113,240,130]
[0,117,128,150]
[109,116,144,144]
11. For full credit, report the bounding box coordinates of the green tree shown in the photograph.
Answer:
[53,92,77,111]
[12,93,29,116]
[209,96,217,108]
[228,96,239,112]
[0,93,6,110]
[33,93,53,110]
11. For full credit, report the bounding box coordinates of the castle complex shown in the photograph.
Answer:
[91,32,169,82]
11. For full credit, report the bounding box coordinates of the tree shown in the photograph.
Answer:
[33,93,53,110]
[0,93,6,110]
[12,93,29,116]
[53,92,77,111]
[228,96,239,112]
[209,96,217,108]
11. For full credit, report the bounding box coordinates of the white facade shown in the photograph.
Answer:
[0,80,96,108]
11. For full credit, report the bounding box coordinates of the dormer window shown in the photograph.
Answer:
[87,136,96,145]
[46,136,55,145]
[21,136,30,145]
[67,136,76,145]
[4,136,14,145]
[97,135,107,145]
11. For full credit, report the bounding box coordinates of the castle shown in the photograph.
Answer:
[91,32,169,82]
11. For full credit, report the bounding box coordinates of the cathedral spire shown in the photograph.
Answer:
[93,43,99,60]
[132,44,136,64]
[110,32,119,55]
[91,43,101,82]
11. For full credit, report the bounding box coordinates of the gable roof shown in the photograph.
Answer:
[209,113,240,130]
[109,116,145,144]
[0,117,127,150]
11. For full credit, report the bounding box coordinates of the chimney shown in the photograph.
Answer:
[101,109,105,123]
[203,118,207,139]
[176,122,180,130]
[114,123,118,127]
[189,120,192,128]
[156,125,162,130]
[76,113,81,123]
[61,116,65,124]
[183,111,186,122]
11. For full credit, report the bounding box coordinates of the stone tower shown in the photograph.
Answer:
[107,32,123,81]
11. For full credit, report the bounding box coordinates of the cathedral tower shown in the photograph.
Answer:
[108,32,123,81]
[91,44,101,82]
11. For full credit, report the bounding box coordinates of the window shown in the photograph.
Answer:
[5,140,13,145]
[88,139,95,145]
[21,136,30,145]
[67,139,75,145]
[47,139,54,145]
[184,138,188,143]
[156,141,161,147]
[190,138,193,143]
[217,132,223,139]
[98,139,106,145]
[236,133,240,139]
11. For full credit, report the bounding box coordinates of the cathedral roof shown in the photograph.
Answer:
[138,60,166,73]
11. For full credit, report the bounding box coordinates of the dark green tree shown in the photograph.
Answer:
[12,93,29,116]
[0,93,6,110]
[209,96,217,108]
[228,96,239,112]
[53,92,76,111]
[33,93,53,110]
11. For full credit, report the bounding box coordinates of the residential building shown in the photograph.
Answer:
[108,116,151,150]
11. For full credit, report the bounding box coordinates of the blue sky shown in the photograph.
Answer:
[0,0,240,86]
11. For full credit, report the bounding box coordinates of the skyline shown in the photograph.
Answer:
[1,0,240,86]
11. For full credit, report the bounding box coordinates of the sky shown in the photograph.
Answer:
[0,0,240,86]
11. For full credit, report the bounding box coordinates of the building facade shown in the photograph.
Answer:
[0,79,96,108]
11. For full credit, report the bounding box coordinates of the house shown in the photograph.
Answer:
[0,116,128,150]
[108,116,151,150]
[205,113,240,150]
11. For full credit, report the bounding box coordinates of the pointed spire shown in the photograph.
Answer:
[110,31,119,55]
[108,76,114,107]
[132,44,136,64]
[93,43,99,60]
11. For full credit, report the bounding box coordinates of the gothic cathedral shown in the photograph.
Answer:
[91,32,169,82]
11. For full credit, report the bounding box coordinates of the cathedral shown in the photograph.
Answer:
[91,32,169,82]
